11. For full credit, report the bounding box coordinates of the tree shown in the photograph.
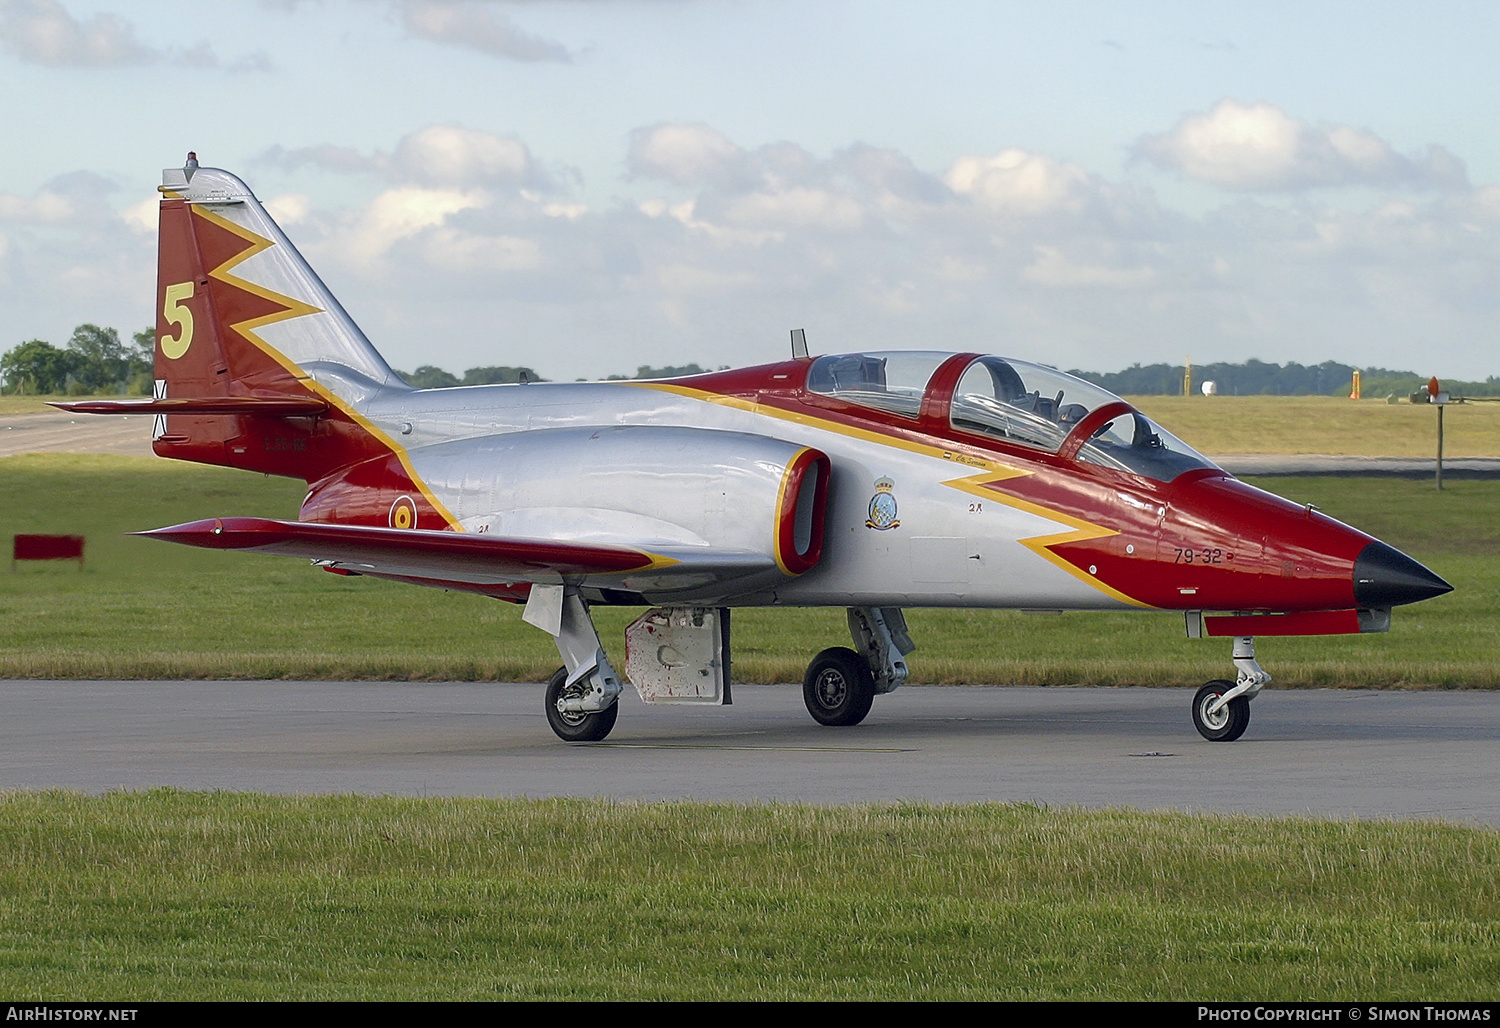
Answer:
[603,363,722,380]
[130,327,154,370]
[127,327,155,394]
[399,365,461,388]
[66,324,127,391]
[461,366,544,385]
[0,340,75,394]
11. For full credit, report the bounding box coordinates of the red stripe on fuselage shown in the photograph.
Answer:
[651,362,1371,612]
[161,204,450,530]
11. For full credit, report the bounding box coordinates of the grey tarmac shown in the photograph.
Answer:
[3,680,1498,826]
[0,411,155,458]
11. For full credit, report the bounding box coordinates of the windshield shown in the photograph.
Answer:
[1072,409,1219,481]
[948,356,1220,482]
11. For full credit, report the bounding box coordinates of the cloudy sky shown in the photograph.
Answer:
[3,0,1498,382]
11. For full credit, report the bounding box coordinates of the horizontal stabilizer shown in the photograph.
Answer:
[136,517,668,583]
[50,397,327,416]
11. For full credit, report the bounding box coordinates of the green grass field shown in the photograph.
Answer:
[3,437,1498,1001]
[12,388,1500,455]
[1135,394,1500,457]
[2,791,1497,1001]
[0,453,1494,686]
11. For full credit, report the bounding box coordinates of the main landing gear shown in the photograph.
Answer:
[1191,635,1269,742]
[803,648,875,726]
[524,594,916,741]
[802,607,914,728]
[545,665,619,742]
[525,584,625,743]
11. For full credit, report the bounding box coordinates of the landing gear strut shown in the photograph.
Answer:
[525,584,623,742]
[1191,635,1269,742]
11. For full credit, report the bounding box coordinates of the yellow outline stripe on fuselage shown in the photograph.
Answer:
[187,202,463,531]
[630,380,1154,608]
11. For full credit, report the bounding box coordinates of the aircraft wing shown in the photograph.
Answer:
[137,517,778,597]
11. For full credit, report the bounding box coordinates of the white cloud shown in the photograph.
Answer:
[946,149,1096,218]
[400,0,571,63]
[120,196,158,234]
[262,127,553,191]
[721,187,865,232]
[417,227,542,273]
[1135,99,1468,192]
[338,186,485,264]
[0,172,118,226]
[628,124,746,186]
[0,187,75,223]
[0,0,154,66]
[1022,246,1155,288]
[0,0,238,68]
[10,119,1500,386]
[263,194,312,226]
[391,126,538,188]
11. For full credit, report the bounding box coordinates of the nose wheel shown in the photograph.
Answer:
[1189,634,1268,741]
[1192,680,1251,741]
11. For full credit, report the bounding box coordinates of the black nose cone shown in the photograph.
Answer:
[1353,541,1452,607]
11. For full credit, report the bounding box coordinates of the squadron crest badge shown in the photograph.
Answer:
[865,477,900,530]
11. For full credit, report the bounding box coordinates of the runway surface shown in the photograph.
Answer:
[6,414,1495,826]
[4,680,1498,826]
[0,410,155,458]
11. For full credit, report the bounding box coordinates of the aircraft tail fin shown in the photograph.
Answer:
[145,154,407,480]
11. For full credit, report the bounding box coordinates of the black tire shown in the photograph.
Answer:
[1192,680,1250,742]
[545,666,619,742]
[803,647,876,727]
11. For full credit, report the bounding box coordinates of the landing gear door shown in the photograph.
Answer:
[624,607,732,705]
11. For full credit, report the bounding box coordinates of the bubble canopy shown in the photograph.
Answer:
[806,351,1220,482]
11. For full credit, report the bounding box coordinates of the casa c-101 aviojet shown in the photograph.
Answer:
[58,155,1453,743]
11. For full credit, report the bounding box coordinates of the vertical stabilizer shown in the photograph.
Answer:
[152,158,408,480]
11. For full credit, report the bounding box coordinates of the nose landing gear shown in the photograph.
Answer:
[1191,635,1269,742]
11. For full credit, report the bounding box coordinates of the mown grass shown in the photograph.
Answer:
[0,395,65,415]
[3,445,1498,1003]
[11,390,1500,456]
[1,454,1494,685]
[1135,394,1500,457]
[1,790,1497,1001]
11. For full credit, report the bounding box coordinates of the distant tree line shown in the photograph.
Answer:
[602,363,726,381]
[0,325,155,396]
[395,365,546,388]
[395,362,726,386]
[0,330,720,396]
[1068,359,1500,398]
[7,330,1494,400]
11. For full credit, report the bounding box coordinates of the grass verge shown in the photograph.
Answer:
[0,455,1494,686]
[1,790,1497,1001]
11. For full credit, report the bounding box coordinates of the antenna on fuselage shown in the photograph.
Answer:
[790,328,808,359]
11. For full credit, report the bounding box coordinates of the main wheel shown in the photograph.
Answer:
[545,666,619,742]
[803,647,876,727]
[1192,680,1250,742]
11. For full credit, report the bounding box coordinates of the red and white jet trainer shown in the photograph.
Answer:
[59,156,1451,743]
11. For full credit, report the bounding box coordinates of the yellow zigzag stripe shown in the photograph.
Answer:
[187,204,463,531]
[940,471,1151,608]
[634,380,1152,608]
